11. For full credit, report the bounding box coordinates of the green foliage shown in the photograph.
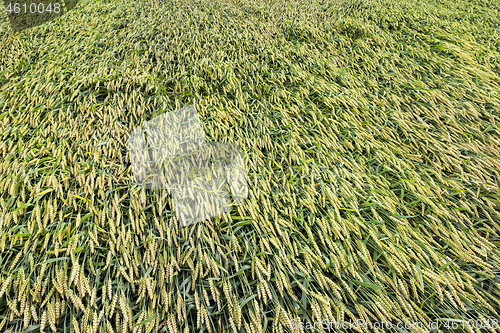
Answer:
[0,0,499,332]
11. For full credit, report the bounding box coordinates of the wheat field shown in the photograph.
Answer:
[0,0,499,332]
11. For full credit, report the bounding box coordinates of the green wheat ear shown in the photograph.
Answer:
[1,0,500,331]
